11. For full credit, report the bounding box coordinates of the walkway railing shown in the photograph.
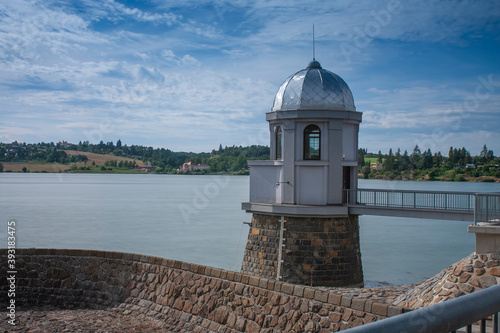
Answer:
[342,284,500,333]
[344,188,475,212]
[475,193,500,224]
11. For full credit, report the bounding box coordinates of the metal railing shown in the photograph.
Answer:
[344,189,475,212]
[342,284,500,333]
[475,193,500,224]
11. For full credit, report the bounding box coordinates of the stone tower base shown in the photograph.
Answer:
[241,213,363,287]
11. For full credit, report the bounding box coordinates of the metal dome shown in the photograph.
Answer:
[272,61,355,112]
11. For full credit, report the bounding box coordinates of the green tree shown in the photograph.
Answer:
[418,149,433,170]
[433,152,443,168]
[383,148,394,171]
[410,145,421,169]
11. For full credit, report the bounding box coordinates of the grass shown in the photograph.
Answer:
[65,150,144,166]
[2,151,144,173]
[365,157,383,164]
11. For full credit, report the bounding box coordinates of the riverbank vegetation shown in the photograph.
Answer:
[359,145,500,182]
[0,141,269,174]
[1,141,498,182]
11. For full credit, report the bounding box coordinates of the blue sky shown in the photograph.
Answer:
[1,0,499,155]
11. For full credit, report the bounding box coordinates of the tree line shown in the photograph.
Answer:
[2,140,498,179]
[359,144,499,181]
[0,141,270,174]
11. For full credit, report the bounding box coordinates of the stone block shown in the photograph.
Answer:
[249,276,260,287]
[314,290,329,303]
[259,278,268,289]
[342,309,353,321]
[281,283,294,295]
[293,285,305,297]
[490,267,500,277]
[459,272,471,283]
[235,316,247,331]
[458,283,474,293]
[485,260,499,268]
[350,298,366,311]
[341,296,352,308]
[266,280,275,290]
[304,287,315,299]
[329,312,342,323]
[245,320,261,333]
[387,306,402,317]
[328,292,342,305]
[240,275,250,284]
[479,275,497,288]
[371,303,388,316]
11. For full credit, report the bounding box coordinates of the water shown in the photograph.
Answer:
[1,173,499,286]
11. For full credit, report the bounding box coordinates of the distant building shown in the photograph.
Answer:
[133,161,154,172]
[370,162,382,170]
[58,140,73,149]
[182,161,210,171]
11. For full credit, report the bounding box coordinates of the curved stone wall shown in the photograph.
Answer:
[0,248,405,332]
[394,252,500,309]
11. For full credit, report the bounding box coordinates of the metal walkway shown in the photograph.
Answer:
[344,189,500,222]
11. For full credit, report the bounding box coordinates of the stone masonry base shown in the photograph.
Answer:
[241,214,364,287]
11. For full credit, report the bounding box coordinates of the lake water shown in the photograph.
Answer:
[1,173,499,286]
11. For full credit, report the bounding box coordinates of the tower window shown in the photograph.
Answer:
[276,126,282,160]
[304,125,320,160]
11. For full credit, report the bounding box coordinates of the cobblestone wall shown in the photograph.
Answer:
[0,248,404,332]
[241,214,363,287]
[394,252,500,309]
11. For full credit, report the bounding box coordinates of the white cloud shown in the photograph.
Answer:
[0,0,498,153]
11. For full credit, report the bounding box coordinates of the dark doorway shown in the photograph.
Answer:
[343,166,351,203]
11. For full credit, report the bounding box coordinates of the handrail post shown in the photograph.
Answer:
[486,196,489,222]
[474,194,478,225]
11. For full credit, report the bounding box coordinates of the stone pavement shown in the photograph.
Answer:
[0,306,177,333]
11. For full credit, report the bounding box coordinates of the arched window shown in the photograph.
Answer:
[276,126,282,160]
[304,125,320,160]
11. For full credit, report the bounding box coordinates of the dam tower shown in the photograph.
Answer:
[241,59,364,287]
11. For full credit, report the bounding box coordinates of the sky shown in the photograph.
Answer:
[1,0,499,155]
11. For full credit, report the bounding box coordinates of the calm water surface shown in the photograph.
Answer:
[1,173,499,286]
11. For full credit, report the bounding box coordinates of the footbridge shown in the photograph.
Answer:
[344,189,500,223]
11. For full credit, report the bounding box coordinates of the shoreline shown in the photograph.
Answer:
[0,166,498,182]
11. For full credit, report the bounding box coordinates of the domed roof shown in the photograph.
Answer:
[272,60,355,112]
